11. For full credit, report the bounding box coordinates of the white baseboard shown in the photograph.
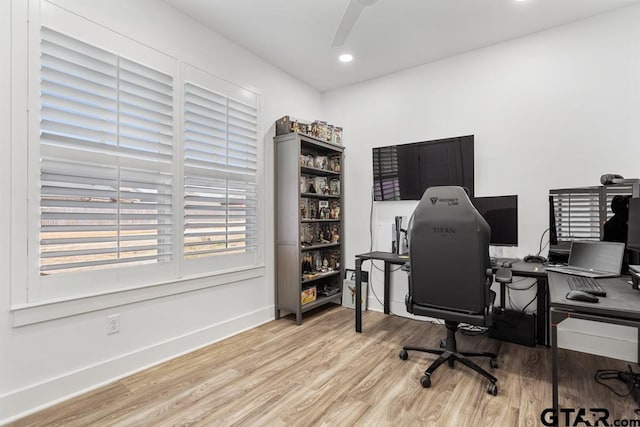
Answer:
[0,306,274,425]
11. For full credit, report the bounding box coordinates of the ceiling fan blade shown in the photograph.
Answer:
[331,0,366,47]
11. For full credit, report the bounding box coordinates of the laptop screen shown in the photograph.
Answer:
[569,241,625,274]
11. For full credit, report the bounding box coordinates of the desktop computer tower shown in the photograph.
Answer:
[488,309,537,347]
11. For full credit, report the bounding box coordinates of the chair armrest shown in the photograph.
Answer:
[494,268,513,284]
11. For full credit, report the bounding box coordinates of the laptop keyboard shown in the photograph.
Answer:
[567,276,607,297]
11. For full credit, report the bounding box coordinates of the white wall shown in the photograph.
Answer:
[0,0,323,423]
[324,5,640,353]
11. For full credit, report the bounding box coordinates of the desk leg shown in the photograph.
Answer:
[538,277,549,346]
[355,258,362,333]
[551,314,559,417]
[551,311,568,418]
[384,261,391,314]
[637,327,640,365]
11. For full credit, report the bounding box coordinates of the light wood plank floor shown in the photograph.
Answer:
[10,306,640,426]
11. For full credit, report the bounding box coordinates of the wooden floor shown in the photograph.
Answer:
[11,306,640,426]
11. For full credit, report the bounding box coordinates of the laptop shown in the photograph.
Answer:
[545,240,625,278]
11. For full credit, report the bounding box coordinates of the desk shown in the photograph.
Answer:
[549,272,640,414]
[354,251,408,332]
[354,252,549,346]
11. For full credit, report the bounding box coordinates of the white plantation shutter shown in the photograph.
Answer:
[183,82,258,258]
[39,27,174,274]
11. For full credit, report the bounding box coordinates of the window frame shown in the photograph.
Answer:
[10,0,265,322]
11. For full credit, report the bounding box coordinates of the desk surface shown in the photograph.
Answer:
[548,272,640,320]
[355,251,409,264]
[509,260,548,277]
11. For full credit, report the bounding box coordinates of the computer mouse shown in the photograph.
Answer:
[501,261,512,268]
[565,290,599,303]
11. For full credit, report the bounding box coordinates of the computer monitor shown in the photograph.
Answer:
[472,195,518,246]
[628,197,640,252]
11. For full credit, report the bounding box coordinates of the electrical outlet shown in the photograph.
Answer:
[107,314,120,335]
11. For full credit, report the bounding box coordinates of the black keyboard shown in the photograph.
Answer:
[567,276,607,297]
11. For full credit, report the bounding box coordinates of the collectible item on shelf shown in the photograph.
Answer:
[329,250,340,269]
[300,176,307,193]
[306,177,316,193]
[314,121,327,140]
[326,125,334,143]
[300,201,308,219]
[313,251,323,271]
[300,223,317,246]
[329,155,341,173]
[310,122,319,138]
[330,201,340,220]
[300,152,314,167]
[302,253,313,274]
[314,155,328,170]
[314,177,329,195]
[330,225,340,243]
[318,200,329,219]
[329,178,340,196]
[308,199,318,219]
[275,115,293,135]
[319,225,332,243]
[301,286,317,305]
[332,127,343,145]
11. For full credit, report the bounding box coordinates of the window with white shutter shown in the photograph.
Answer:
[25,8,262,305]
[39,28,174,275]
[183,73,258,262]
[550,185,633,242]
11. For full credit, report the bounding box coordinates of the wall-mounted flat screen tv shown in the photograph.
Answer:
[372,135,474,201]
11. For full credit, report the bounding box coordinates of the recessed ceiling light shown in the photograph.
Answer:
[339,54,353,63]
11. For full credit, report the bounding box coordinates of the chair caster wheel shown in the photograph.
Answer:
[399,350,408,360]
[420,375,431,388]
[490,358,498,369]
[487,383,498,396]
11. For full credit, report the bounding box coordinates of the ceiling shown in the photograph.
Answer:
[164,0,640,92]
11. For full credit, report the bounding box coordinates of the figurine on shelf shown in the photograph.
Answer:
[331,226,340,243]
[313,252,322,271]
[319,226,331,243]
[302,253,313,274]
[330,202,340,220]
[306,177,316,193]
[322,257,329,272]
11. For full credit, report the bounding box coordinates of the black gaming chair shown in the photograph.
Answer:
[398,186,511,396]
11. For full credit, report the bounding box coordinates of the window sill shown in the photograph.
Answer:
[11,265,266,327]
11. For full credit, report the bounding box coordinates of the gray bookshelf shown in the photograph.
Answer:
[274,132,344,324]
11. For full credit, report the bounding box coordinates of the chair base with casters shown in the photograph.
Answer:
[399,320,499,396]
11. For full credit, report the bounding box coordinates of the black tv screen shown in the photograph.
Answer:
[472,195,518,246]
[372,135,474,201]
